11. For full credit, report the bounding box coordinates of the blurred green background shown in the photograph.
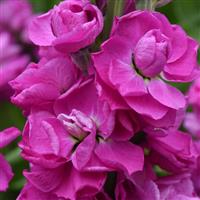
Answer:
[0,0,199,199]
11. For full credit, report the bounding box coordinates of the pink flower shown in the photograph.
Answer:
[18,182,111,200]
[20,78,144,174]
[0,0,32,32]
[115,172,160,200]
[157,174,200,200]
[185,113,200,139]
[192,157,200,197]
[29,0,103,53]
[0,127,20,191]
[188,78,200,110]
[18,162,106,200]
[115,172,199,200]
[92,10,199,128]
[185,78,200,138]
[10,56,78,113]
[148,131,198,173]
[0,31,29,99]
[55,77,144,175]
[18,77,144,197]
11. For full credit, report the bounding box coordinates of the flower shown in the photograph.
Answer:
[0,0,32,32]
[188,78,200,110]
[185,78,200,138]
[0,31,29,99]
[0,127,20,191]
[157,174,200,200]
[29,0,103,53]
[185,113,200,139]
[116,172,200,200]
[92,10,199,129]
[18,77,144,198]
[20,78,144,174]
[10,56,78,113]
[18,162,106,200]
[148,131,198,173]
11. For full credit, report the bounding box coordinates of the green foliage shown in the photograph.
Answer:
[157,0,200,42]
[30,0,62,12]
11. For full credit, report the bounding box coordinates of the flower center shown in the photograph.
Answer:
[57,109,96,141]
[132,29,169,78]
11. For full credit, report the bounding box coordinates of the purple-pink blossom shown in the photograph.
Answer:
[92,10,199,130]
[29,0,103,53]
[185,78,200,138]
[0,31,30,99]
[0,0,32,32]
[0,127,20,191]
[1,0,200,198]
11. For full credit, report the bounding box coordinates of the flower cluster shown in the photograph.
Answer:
[0,0,200,199]
[0,0,35,99]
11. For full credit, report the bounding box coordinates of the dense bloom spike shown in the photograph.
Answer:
[1,0,200,198]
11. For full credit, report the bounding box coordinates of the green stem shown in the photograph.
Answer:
[137,0,157,10]
[102,0,124,41]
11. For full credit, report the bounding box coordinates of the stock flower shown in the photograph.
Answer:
[18,78,144,198]
[0,31,29,99]
[18,163,106,200]
[54,78,144,174]
[92,10,199,129]
[192,157,200,197]
[157,174,200,200]
[185,113,200,139]
[188,78,200,110]
[185,78,200,138]
[0,127,20,191]
[148,131,198,173]
[29,0,103,53]
[116,172,200,200]
[115,172,160,200]
[10,56,78,113]
[20,78,144,174]
[0,0,32,32]
[18,182,111,200]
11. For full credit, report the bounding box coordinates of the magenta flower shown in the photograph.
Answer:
[29,0,103,53]
[18,182,111,200]
[148,131,198,173]
[192,157,200,197]
[116,172,200,200]
[20,78,144,174]
[92,10,199,129]
[185,78,200,138]
[18,77,144,198]
[188,78,200,110]
[185,113,200,139]
[0,31,29,99]
[0,0,32,32]
[157,174,200,200]
[0,127,20,191]
[18,162,106,200]
[54,78,144,175]
[10,56,78,113]
[115,172,160,200]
